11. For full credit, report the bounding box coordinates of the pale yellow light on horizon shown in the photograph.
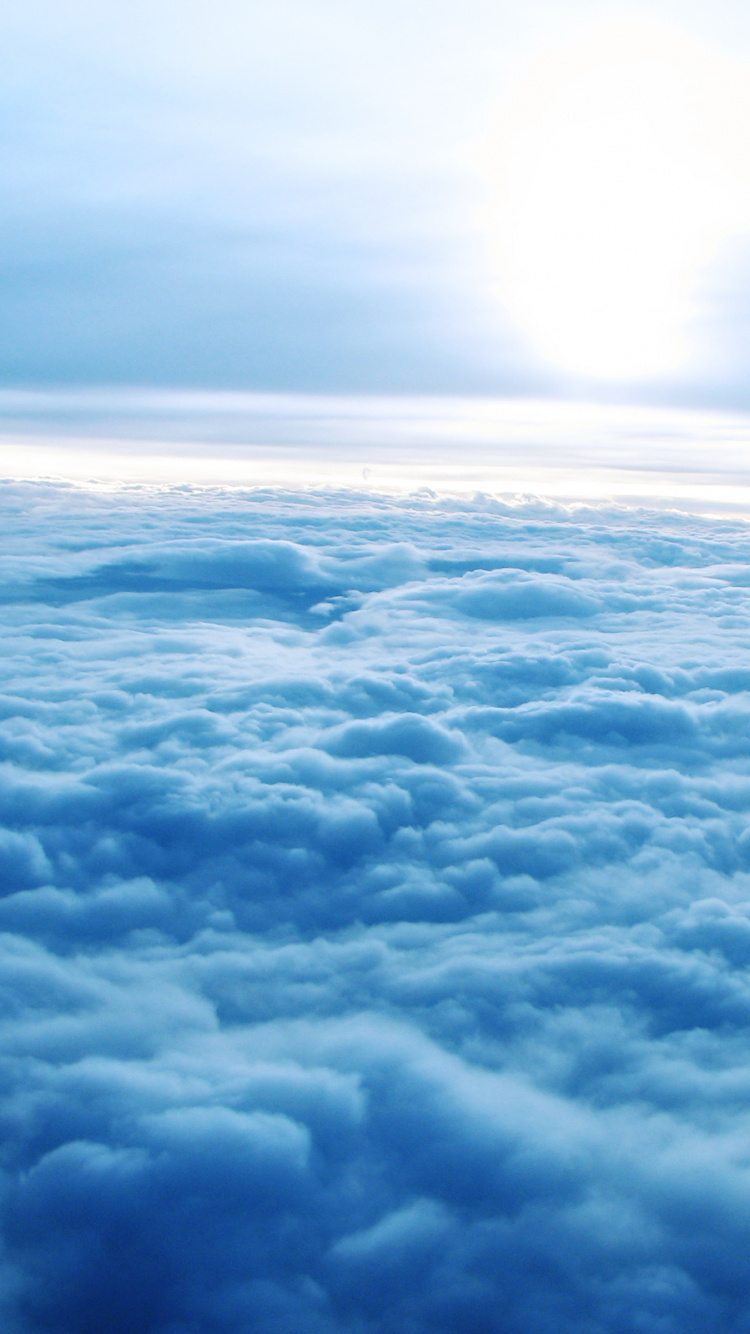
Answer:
[482,18,750,380]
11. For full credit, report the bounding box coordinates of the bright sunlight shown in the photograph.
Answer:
[483,19,750,379]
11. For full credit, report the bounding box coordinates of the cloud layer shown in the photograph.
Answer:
[2,480,750,1332]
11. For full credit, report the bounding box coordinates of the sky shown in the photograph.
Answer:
[3,0,750,405]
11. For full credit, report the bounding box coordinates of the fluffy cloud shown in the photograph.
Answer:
[1,480,750,1331]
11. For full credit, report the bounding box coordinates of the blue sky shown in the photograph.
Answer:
[5,0,750,404]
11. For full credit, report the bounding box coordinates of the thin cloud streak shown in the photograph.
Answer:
[1,392,749,513]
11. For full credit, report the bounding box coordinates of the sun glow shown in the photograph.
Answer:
[483,20,750,379]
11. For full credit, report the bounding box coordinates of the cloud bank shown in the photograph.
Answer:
[2,480,750,1331]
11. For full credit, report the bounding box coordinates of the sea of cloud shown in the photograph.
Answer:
[2,478,750,1332]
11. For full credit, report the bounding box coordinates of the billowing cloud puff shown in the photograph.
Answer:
[2,480,750,1331]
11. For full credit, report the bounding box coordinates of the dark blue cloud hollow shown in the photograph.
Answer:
[3,482,750,1331]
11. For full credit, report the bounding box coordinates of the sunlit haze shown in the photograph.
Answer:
[4,1,750,400]
[484,18,750,379]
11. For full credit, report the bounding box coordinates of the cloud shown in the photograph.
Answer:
[2,480,750,1330]
[321,714,465,764]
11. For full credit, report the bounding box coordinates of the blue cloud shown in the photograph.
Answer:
[1,481,750,1330]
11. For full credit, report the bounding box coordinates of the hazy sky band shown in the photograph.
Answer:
[1,391,749,515]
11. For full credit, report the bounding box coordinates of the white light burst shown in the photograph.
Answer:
[483,19,750,379]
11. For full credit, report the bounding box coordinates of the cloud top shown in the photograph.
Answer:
[2,480,750,1331]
